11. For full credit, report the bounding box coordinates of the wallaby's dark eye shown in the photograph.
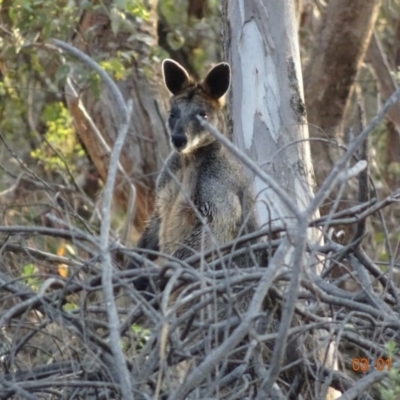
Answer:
[198,111,207,119]
[168,108,179,129]
[169,108,179,120]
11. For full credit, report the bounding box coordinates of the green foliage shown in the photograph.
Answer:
[22,264,41,291]
[380,368,400,400]
[131,324,151,350]
[30,102,84,172]
[159,0,186,27]
[114,0,151,20]
[110,0,151,35]
[0,0,83,163]
[373,231,389,263]
[166,30,185,51]
[63,303,79,312]
[99,57,129,81]
[379,343,400,400]
[0,74,27,141]
[54,64,71,86]
[158,0,222,75]
[385,341,397,358]
[8,0,79,41]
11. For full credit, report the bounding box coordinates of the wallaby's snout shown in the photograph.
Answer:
[171,133,187,150]
[169,109,205,152]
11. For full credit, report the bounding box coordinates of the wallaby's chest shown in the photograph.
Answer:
[157,159,198,255]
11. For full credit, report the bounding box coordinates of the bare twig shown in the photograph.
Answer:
[308,85,400,217]
[197,116,301,220]
[48,38,134,399]
[168,237,291,400]
[257,219,308,398]
[336,370,388,400]
[0,225,97,244]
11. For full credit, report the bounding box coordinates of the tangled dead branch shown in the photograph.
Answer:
[1,40,400,400]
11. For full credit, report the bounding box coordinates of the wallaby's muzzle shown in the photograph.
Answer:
[171,133,187,151]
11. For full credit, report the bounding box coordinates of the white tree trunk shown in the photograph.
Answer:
[223,0,314,225]
[223,1,340,398]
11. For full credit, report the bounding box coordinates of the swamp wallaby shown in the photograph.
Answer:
[137,59,258,265]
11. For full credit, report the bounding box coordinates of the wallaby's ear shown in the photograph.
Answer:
[162,59,191,95]
[202,62,231,100]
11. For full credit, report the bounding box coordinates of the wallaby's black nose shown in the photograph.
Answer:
[171,134,187,150]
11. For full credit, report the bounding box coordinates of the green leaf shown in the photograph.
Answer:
[63,303,79,311]
[22,264,41,291]
[55,64,71,85]
[23,263,36,277]
[110,7,125,35]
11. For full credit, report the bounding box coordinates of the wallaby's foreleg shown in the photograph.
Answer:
[137,213,161,259]
[128,213,161,292]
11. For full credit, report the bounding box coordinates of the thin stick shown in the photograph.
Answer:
[198,117,301,220]
[50,38,133,399]
[308,86,400,218]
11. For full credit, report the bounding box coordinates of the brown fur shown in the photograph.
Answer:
[157,160,196,256]
[137,59,258,264]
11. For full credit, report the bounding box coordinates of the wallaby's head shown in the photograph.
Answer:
[162,59,230,153]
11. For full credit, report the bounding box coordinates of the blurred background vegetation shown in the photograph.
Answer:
[1,1,400,396]
[1,0,399,261]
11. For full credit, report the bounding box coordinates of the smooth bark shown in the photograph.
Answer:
[222,1,339,398]
[223,0,314,225]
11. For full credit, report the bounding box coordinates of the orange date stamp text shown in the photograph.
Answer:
[351,357,391,372]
